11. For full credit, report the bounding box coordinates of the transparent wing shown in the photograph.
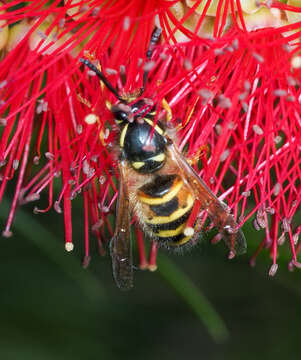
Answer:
[110,161,133,290]
[166,142,247,256]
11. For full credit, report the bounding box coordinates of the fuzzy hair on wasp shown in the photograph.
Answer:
[80,27,246,290]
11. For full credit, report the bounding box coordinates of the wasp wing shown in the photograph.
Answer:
[110,160,133,290]
[166,143,247,256]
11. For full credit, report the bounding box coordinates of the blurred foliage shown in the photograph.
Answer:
[0,190,301,360]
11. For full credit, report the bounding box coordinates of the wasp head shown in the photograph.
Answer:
[111,98,155,126]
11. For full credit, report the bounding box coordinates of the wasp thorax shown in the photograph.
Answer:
[116,98,166,174]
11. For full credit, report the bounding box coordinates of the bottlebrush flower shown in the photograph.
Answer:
[0,0,300,280]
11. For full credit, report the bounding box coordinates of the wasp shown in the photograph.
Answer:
[80,28,246,290]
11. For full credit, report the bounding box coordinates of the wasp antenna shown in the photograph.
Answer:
[142,27,162,91]
[146,27,162,60]
[79,58,123,101]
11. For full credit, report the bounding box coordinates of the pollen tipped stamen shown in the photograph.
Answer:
[82,255,91,269]
[135,228,148,270]
[184,227,194,237]
[184,199,201,236]
[65,242,74,252]
[228,250,236,259]
[148,241,158,272]
[268,263,278,277]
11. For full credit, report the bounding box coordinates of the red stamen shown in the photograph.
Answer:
[135,228,148,270]
[184,199,202,237]
[148,241,158,272]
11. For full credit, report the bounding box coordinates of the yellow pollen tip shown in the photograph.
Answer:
[148,264,158,272]
[132,161,145,169]
[65,242,74,252]
[139,263,149,270]
[291,56,301,69]
[184,227,194,237]
[84,113,98,125]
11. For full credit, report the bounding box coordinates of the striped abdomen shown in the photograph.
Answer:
[137,174,196,247]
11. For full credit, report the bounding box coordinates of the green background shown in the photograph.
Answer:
[1,193,301,360]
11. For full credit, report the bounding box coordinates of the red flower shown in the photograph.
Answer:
[0,0,300,280]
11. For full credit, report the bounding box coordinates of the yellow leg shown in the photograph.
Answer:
[77,93,92,109]
[161,98,173,122]
[186,144,210,166]
[183,97,199,127]
[161,96,200,131]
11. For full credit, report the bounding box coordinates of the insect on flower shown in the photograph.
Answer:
[80,28,247,290]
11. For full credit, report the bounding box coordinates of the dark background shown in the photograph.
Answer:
[1,193,301,360]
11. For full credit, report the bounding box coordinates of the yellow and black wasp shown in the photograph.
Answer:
[80,28,246,290]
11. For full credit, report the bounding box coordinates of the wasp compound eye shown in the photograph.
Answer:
[112,103,132,124]
[114,110,129,122]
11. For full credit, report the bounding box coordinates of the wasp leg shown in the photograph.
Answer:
[110,160,133,290]
[77,93,92,109]
[161,98,173,122]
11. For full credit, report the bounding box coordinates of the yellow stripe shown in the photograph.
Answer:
[149,153,165,162]
[157,223,186,238]
[132,161,145,169]
[144,118,164,135]
[138,178,183,205]
[119,123,129,148]
[145,194,194,225]
[132,153,165,171]
[170,235,192,246]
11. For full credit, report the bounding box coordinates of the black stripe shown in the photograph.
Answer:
[133,158,165,174]
[147,210,192,231]
[150,197,178,216]
[140,175,176,197]
[157,233,187,244]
